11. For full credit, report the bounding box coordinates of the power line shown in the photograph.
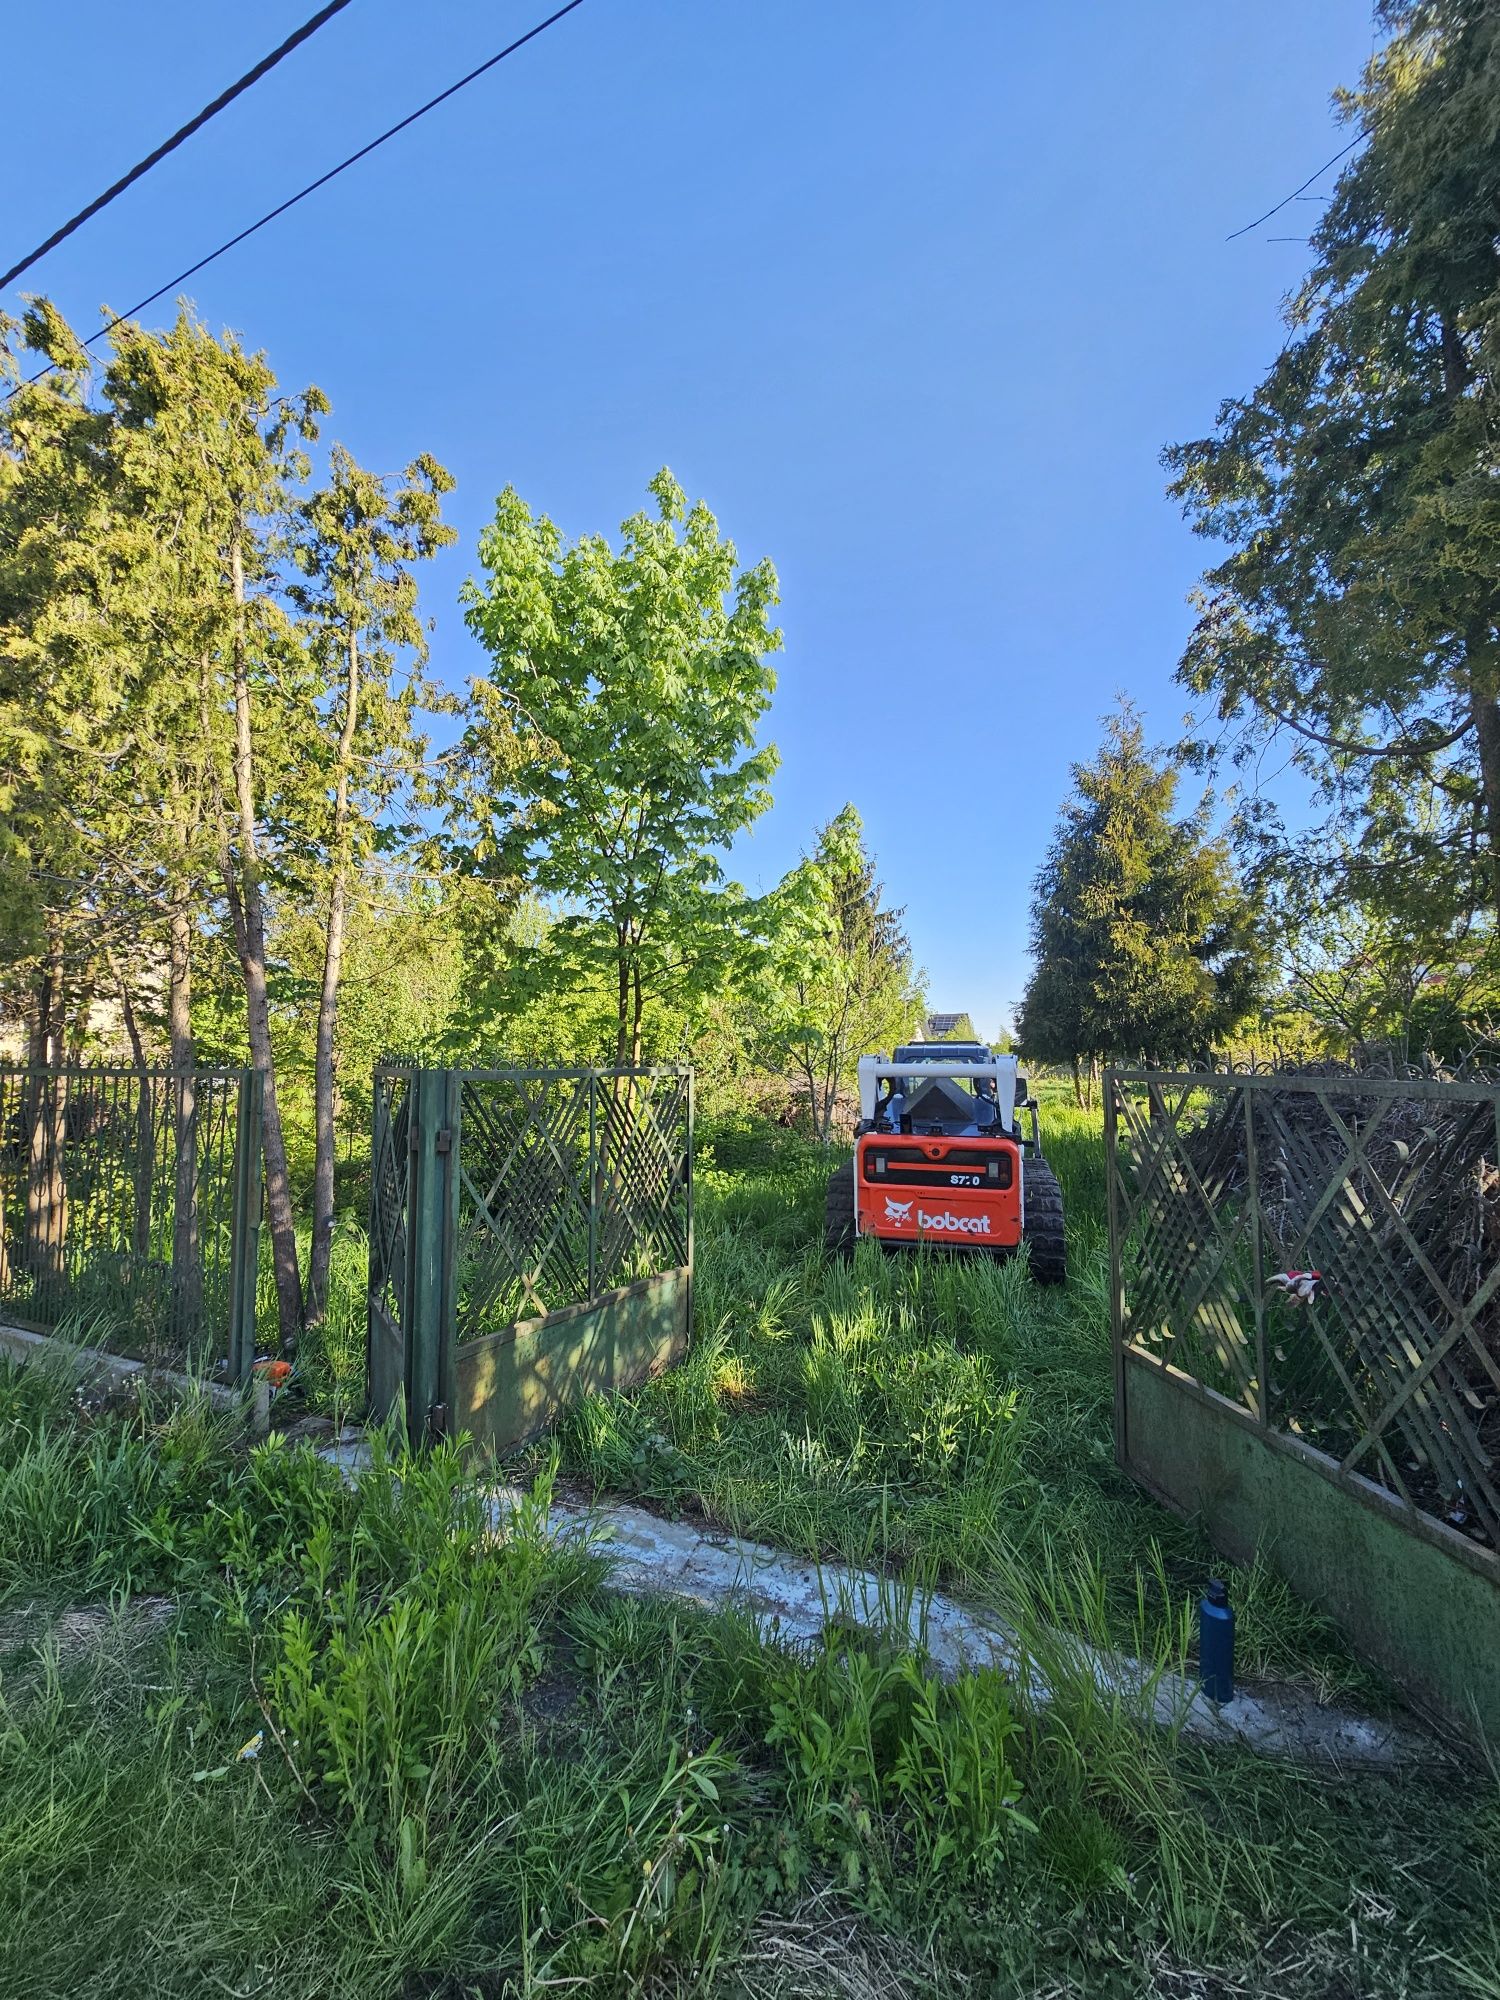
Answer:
[1,0,358,291]
[5,0,588,399]
[1225,130,1365,243]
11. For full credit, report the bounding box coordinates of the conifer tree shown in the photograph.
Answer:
[1167,0,1500,937]
[1016,708,1265,1081]
[287,445,455,1321]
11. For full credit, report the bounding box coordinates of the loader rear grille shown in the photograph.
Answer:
[862,1145,1014,1190]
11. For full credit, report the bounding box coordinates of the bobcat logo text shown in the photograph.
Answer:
[881,1197,991,1237]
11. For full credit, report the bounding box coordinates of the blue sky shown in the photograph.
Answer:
[6,0,1375,1031]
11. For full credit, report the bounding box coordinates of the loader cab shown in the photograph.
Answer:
[879,1044,1004,1135]
[862,1043,1039,1152]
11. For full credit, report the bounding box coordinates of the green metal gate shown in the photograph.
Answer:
[368,1064,692,1450]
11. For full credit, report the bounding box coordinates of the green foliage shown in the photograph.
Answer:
[1016,706,1267,1068]
[1167,0,1500,939]
[764,1636,1030,1892]
[0,299,460,1339]
[274,876,471,1161]
[0,304,125,1005]
[285,441,457,1314]
[436,892,624,1067]
[458,470,782,1068]
[1271,861,1500,1064]
[756,805,924,1140]
[265,1469,557,1830]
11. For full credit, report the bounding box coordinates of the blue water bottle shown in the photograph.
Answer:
[1199,1578,1235,1704]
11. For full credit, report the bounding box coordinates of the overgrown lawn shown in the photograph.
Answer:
[3,1108,1497,1996]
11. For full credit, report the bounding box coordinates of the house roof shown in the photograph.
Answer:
[925,1012,972,1038]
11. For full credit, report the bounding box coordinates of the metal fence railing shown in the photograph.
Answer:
[368,1064,415,1418]
[0,1065,263,1378]
[1106,1067,1500,1572]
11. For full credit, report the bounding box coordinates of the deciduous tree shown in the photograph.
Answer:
[458,471,781,1069]
[761,806,922,1141]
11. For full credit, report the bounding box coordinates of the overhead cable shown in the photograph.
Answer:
[1,0,358,290]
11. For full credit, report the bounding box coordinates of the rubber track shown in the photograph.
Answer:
[1024,1159,1067,1284]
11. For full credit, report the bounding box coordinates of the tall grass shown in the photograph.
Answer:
[251,1212,371,1415]
[5,1109,1495,1994]
[555,1099,1379,1702]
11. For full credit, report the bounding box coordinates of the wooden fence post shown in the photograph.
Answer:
[1104,1070,1127,1470]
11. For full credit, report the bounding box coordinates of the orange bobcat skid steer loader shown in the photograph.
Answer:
[823,1041,1065,1283]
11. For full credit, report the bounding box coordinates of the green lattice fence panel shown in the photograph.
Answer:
[1109,1077,1260,1412]
[366,1065,693,1443]
[1108,1068,1500,1563]
[454,1069,691,1339]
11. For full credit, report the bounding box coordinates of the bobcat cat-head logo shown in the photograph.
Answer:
[884,1197,913,1224]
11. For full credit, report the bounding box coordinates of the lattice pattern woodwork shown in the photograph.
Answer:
[1109,1070,1500,1559]
[454,1069,690,1339]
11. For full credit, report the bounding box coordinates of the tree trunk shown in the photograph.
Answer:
[797,1048,819,1139]
[109,950,156,1266]
[629,962,644,1070]
[23,935,68,1295]
[11,982,49,1295]
[168,881,202,1332]
[1470,682,1500,930]
[818,1055,838,1144]
[306,868,345,1323]
[614,934,631,1072]
[308,624,361,1324]
[224,524,303,1348]
[66,968,96,1063]
[1070,1055,1085,1109]
[24,1079,68,1298]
